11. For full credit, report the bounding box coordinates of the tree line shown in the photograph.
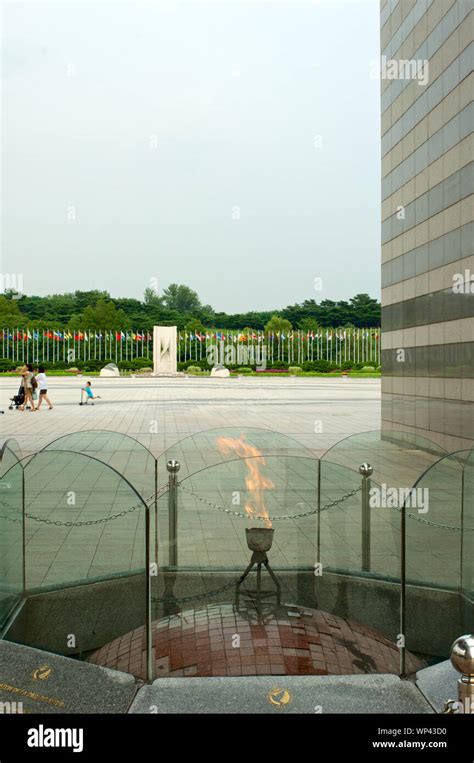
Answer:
[0,285,381,331]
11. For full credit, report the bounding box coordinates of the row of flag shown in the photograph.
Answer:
[180,330,379,342]
[1,330,152,342]
[178,328,381,365]
[1,327,381,366]
[1,328,152,364]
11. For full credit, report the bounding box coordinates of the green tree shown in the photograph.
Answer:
[199,303,216,324]
[349,294,380,327]
[186,318,205,333]
[265,315,293,334]
[69,298,131,329]
[74,290,110,311]
[162,283,201,314]
[298,317,320,332]
[143,287,163,307]
[0,286,380,333]
[0,295,26,326]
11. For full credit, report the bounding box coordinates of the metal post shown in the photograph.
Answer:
[444,635,474,713]
[316,458,321,563]
[400,500,406,676]
[359,463,373,572]
[154,459,158,570]
[145,504,153,683]
[166,459,180,567]
[460,465,466,629]
[22,466,26,595]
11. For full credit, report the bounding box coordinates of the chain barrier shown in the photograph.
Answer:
[152,575,246,605]
[0,483,169,528]
[0,479,471,531]
[178,483,472,531]
[401,511,473,532]
[178,482,361,520]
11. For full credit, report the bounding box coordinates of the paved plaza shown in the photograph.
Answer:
[0,375,381,458]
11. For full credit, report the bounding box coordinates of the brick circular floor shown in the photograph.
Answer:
[87,604,425,679]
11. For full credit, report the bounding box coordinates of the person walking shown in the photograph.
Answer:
[36,366,53,410]
[19,363,37,411]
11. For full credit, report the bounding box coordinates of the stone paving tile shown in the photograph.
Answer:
[1,377,383,482]
[87,603,426,680]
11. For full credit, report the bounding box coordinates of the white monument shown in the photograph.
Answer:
[100,362,120,378]
[210,364,230,378]
[153,325,178,375]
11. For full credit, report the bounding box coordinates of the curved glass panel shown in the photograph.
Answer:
[403,450,468,659]
[158,454,319,571]
[23,450,147,589]
[41,430,156,500]
[0,442,24,627]
[1,450,149,658]
[319,463,400,581]
[322,429,447,489]
[158,427,315,481]
[0,438,22,472]
[462,447,473,633]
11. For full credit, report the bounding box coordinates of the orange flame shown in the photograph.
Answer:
[216,435,273,528]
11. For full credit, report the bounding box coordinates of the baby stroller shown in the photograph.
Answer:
[9,386,28,410]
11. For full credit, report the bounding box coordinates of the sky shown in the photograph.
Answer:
[2,0,381,313]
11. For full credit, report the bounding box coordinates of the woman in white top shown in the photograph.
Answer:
[35,366,53,410]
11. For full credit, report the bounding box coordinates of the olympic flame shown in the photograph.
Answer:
[216,435,273,528]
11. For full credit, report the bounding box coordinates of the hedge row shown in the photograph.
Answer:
[0,358,153,373]
[178,359,380,373]
[1,357,381,374]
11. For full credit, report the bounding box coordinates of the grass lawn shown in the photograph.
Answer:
[0,370,381,379]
